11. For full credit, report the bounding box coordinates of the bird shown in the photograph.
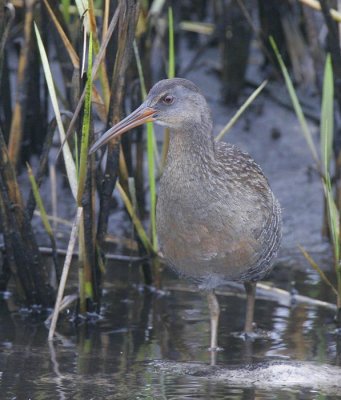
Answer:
[89,78,282,359]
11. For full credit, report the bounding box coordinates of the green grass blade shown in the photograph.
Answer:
[272,40,340,304]
[61,0,70,24]
[27,163,54,238]
[168,6,175,78]
[319,56,340,284]
[321,54,334,177]
[34,23,78,199]
[77,33,94,305]
[320,55,339,263]
[77,33,93,203]
[270,36,320,165]
[325,183,340,262]
[146,121,158,250]
[215,80,268,142]
[160,6,175,170]
[74,133,79,176]
[133,40,161,166]
[133,40,158,250]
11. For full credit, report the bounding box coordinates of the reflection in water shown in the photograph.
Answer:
[48,340,67,400]
[0,263,340,399]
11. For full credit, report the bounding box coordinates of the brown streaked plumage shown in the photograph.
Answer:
[90,78,282,362]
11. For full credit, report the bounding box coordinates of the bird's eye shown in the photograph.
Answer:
[162,95,175,105]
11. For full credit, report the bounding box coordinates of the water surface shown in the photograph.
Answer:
[1,261,340,399]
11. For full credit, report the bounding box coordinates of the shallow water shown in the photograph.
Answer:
[1,261,340,399]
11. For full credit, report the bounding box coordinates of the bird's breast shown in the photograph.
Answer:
[158,173,271,279]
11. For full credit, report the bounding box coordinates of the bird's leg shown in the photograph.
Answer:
[244,281,257,334]
[207,290,220,351]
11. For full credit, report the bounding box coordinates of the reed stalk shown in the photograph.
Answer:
[77,32,94,313]
[35,23,78,199]
[160,6,175,169]
[133,40,158,251]
[272,38,341,315]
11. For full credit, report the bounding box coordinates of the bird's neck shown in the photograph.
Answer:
[167,119,215,170]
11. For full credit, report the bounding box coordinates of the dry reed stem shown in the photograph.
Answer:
[42,0,79,68]
[96,0,137,243]
[8,0,35,165]
[60,6,120,154]
[48,207,83,341]
[0,3,15,84]
[167,282,337,311]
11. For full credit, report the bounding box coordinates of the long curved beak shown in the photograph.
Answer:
[89,103,157,154]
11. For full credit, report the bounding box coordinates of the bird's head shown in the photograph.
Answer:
[89,78,210,154]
